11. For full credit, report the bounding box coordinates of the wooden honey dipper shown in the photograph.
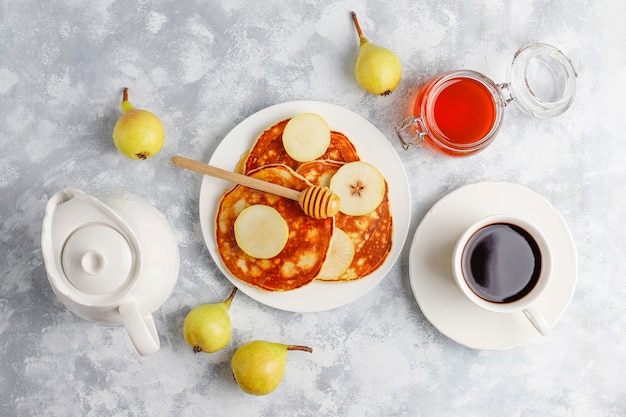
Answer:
[171,156,340,219]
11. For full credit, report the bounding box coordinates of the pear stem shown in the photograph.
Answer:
[120,87,134,113]
[286,345,313,353]
[224,286,238,307]
[351,11,368,45]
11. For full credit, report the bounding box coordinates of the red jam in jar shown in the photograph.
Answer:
[395,43,577,157]
[404,70,505,157]
[416,74,500,155]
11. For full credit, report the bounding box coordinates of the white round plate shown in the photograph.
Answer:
[199,101,411,312]
[409,181,577,350]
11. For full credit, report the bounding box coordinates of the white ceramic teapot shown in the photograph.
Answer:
[41,188,180,356]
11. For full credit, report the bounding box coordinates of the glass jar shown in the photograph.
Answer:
[395,43,577,157]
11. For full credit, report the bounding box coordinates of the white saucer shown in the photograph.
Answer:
[408,181,577,350]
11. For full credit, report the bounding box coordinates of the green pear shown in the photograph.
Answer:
[112,87,164,160]
[183,287,237,353]
[231,340,312,395]
[351,11,402,96]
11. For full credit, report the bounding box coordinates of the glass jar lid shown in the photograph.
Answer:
[506,43,577,118]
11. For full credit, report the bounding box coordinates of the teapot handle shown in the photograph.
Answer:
[119,300,160,356]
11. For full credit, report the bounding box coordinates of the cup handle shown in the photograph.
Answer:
[522,305,551,336]
[119,300,160,356]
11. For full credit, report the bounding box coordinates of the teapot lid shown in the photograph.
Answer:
[61,225,133,295]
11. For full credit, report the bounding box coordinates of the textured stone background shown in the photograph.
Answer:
[1,0,625,416]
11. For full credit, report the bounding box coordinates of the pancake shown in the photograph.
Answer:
[296,160,393,281]
[216,164,335,291]
[294,159,343,188]
[244,118,361,174]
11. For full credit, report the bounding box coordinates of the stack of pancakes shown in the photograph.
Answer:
[215,118,393,291]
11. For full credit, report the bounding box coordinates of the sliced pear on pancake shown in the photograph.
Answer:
[300,160,393,281]
[244,118,360,174]
[317,228,355,281]
[216,164,335,291]
[282,113,331,162]
[330,161,386,216]
[234,204,289,259]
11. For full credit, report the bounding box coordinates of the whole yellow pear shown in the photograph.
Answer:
[351,12,402,96]
[231,340,312,395]
[183,287,237,353]
[112,88,164,160]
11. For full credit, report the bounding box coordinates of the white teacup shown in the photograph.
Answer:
[451,214,552,335]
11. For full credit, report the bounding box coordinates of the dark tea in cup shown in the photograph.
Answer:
[451,214,553,335]
[461,222,542,303]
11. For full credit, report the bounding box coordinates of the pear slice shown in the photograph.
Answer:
[234,204,289,259]
[317,228,355,281]
[282,113,331,162]
[329,161,386,216]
